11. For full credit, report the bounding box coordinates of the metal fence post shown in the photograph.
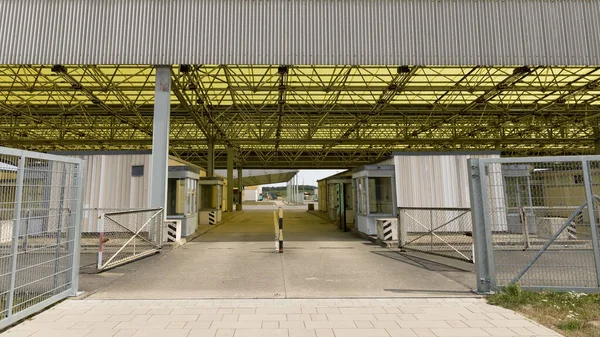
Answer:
[97,213,105,271]
[53,167,67,295]
[468,158,495,293]
[582,160,600,286]
[68,162,85,295]
[6,156,25,316]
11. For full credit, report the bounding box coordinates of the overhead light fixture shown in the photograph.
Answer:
[513,66,531,75]
[397,65,411,74]
[278,65,288,74]
[179,64,191,73]
[51,64,66,73]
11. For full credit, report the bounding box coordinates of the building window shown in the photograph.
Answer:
[200,184,223,210]
[131,165,144,177]
[368,177,394,214]
[574,174,584,184]
[167,178,197,216]
[356,177,368,215]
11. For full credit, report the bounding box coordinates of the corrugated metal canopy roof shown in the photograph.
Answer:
[1,0,599,65]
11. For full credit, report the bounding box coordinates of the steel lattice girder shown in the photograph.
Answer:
[0,64,599,169]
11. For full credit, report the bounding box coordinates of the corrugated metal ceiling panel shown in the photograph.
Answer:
[1,0,598,65]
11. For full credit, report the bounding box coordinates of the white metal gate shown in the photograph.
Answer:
[399,207,474,262]
[0,147,84,330]
[96,208,163,271]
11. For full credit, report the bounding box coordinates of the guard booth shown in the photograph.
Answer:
[352,165,397,235]
[198,177,224,225]
[167,166,200,236]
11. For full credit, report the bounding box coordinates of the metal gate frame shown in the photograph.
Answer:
[469,156,600,293]
[0,147,84,331]
[398,207,473,262]
[96,208,163,271]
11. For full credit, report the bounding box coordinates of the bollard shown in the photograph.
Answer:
[273,211,279,251]
[278,207,284,253]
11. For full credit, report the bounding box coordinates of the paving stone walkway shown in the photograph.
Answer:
[3,298,561,337]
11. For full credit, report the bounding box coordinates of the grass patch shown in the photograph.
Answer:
[488,284,600,337]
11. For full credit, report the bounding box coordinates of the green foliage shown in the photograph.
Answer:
[488,284,600,335]
[556,320,583,331]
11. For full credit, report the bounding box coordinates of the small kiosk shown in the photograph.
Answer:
[352,164,397,235]
[198,177,224,225]
[167,166,200,237]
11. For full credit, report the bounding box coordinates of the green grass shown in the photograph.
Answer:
[488,284,600,337]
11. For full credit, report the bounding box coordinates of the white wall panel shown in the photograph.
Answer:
[395,153,500,208]
[67,154,151,209]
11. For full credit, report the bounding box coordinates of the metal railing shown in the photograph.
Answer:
[398,207,473,262]
[469,156,600,293]
[96,208,164,271]
[0,147,84,330]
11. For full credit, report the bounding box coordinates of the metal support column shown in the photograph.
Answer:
[468,158,495,293]
[594,126,600,155]
[227,147,234,212]
[150,65,171,216]
[237,167,243,211]
[207,141,215,177]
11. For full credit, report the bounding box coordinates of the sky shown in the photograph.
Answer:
[265,169,345,187]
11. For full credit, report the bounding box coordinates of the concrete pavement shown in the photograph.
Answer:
[3,298,561,337]
[1,209,563,336]
[87,210,473,299]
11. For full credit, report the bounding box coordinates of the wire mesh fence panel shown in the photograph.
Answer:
[0,147,84,330]
[472,157,600,292]
[97,208,163,271]
[78,208,146,273]
[399,208,474,262]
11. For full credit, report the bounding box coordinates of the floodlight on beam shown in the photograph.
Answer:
[278,65,289,74]
[51,64,66,73]
[179,64,191,73]
[397,65,411,74]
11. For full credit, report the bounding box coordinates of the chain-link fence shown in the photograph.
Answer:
[0,147,84,330]
[398,207,473,262]
[97,208,163,271]
[470,156,600,293]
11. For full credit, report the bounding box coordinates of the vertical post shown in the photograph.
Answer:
[429,209,433,253]
[53,168,67,294]
[274,211,279,251]
[227,147,234,212]
[69,161,85,295]
[278,207,284,253]
[207,141,215,177]
[97,214,104,271]
[237,167,243,211]
[7,156,25,316]
[468,158,495,293]
[582,160,600,286]
[150,65,171,216]
[594,125,600,155]
[399,210,407,247]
